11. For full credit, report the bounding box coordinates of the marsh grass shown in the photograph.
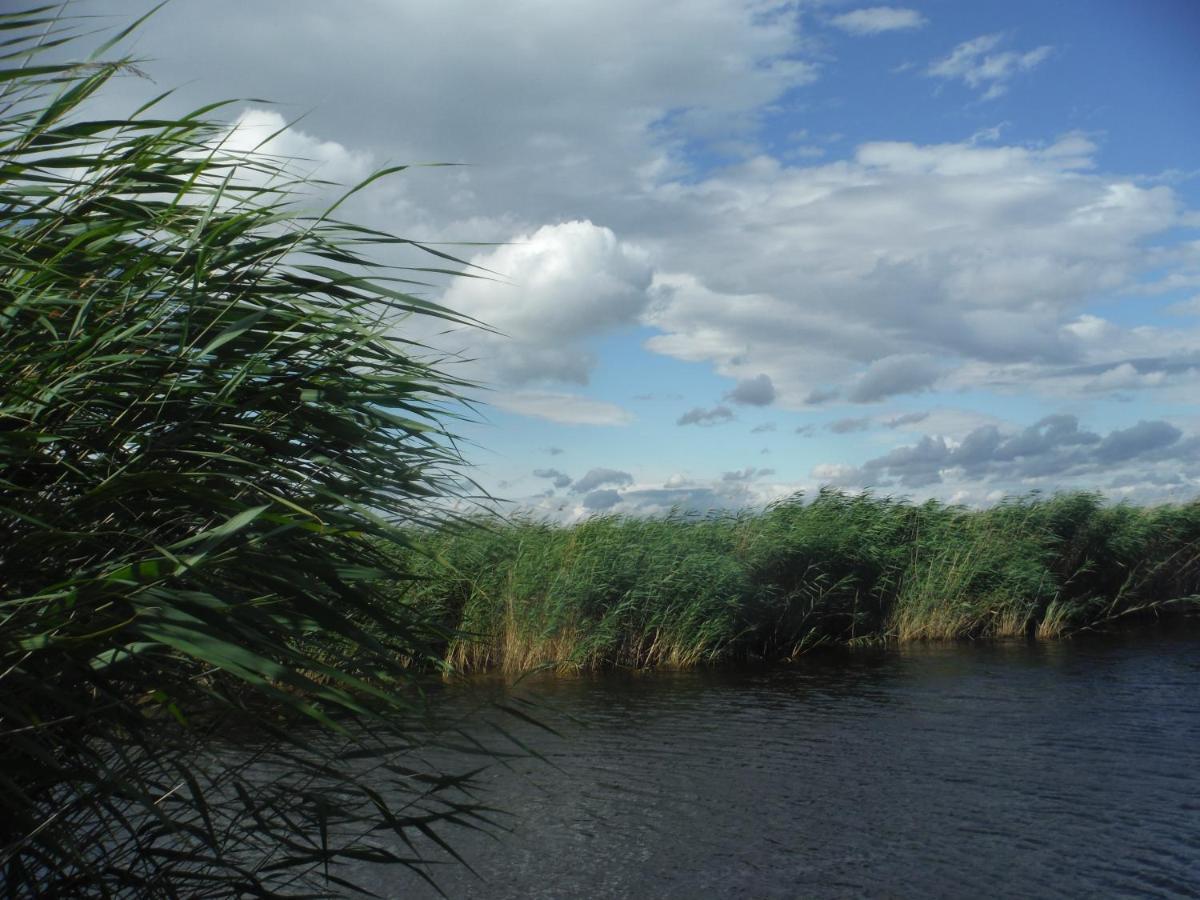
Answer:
[399,490,1200,673]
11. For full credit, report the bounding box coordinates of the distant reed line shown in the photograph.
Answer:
[394,490,1200,673]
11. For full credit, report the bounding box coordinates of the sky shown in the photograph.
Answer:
[82,0,1200,518]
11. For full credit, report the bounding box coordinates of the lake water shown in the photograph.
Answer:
[360,627,1200,898]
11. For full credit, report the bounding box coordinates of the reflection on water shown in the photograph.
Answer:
[360,627,1200,898]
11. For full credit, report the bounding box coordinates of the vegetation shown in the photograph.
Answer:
[400,490,1200,672]
[3,7,1199,898]
[0,7,497,896]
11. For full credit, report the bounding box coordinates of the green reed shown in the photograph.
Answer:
[0,6,498,896]
[398,489,1200,672]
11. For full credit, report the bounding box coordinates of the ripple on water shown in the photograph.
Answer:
[355,630,1200,899]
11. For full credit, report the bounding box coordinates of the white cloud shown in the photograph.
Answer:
[895,407,1003,439]
[639,137,1184,406]
[811,462,857,481]
[92,0,817,234]
[1167,295,1200,316]
[216,108,374,187]
[582,489,623,510]
[571,468,635,493]
[439,221,652,385]
[677,405,736,426]
[486,468,812,522]
[725,373,777,405]
[491,391,635,425]
[846,354,941,402]
[1061,313,1116,343]
[827,416,872,433]
[884,411,929,429]
[82,1,1200,484]
[813,414,1199,501]
[928,33,1053,100]
[830,7,927,36]
[197,109,1198,432]
[532,467,573,489]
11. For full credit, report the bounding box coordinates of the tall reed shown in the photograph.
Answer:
[1,7,494,895]
[398,490,1200,673]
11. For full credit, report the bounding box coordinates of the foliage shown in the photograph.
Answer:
[0,6,493,896]
[400,490,1200,672]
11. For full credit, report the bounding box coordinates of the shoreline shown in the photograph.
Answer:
[433,615,1200,680]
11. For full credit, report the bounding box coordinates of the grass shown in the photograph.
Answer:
[396,489,1200,673]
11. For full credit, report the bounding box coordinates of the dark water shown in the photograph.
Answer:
[363,629,1200,899]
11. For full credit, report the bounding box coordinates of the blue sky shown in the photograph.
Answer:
[91,1,1200,516]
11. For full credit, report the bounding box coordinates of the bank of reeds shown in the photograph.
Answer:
[397,490,1200,673]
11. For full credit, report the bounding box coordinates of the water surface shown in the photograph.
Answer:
[364,629,1200,898]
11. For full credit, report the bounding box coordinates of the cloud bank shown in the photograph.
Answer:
[822,415,1195,492]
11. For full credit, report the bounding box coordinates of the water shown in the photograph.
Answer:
[361,629,1200,898]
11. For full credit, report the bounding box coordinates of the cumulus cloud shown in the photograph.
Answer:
[751,422,777,433]
[89,0,1199,487]
[216,108,375,187]
[582,489,622,510]
[811,462,858,483]
[533,468,572,489]
[512,476,771,520]
[96,0,818,244]
[885,411,930,428]
[1082,363,1167,393]
[828,417,873,433]
[1094,420,1182,463]
[512,469,804,521]
[603,485,753,516]
[642,136,1184,407]
[1055,352,1200,395]
[928,33,1053,100]
[725,373,776,406]
[824,414,1193,490]
[805,387,841,405]
[846,354,941,402]
[492,391,634,425]
[676,405,735,426]
[721,466,775,482]
[830,7,927,36]
[571,468,634,493]
[440,220,652,385]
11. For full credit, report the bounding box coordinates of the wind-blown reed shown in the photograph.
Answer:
[1,7,495,896]
[401,490,1200,672]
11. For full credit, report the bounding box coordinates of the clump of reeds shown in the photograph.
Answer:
[0,7,494,895]
[397,489,1200,673]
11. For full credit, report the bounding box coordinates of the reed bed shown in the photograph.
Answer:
[397,490,1200,673]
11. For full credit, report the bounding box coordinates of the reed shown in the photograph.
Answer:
[0,7,494,895]
[398,490,1200,672]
